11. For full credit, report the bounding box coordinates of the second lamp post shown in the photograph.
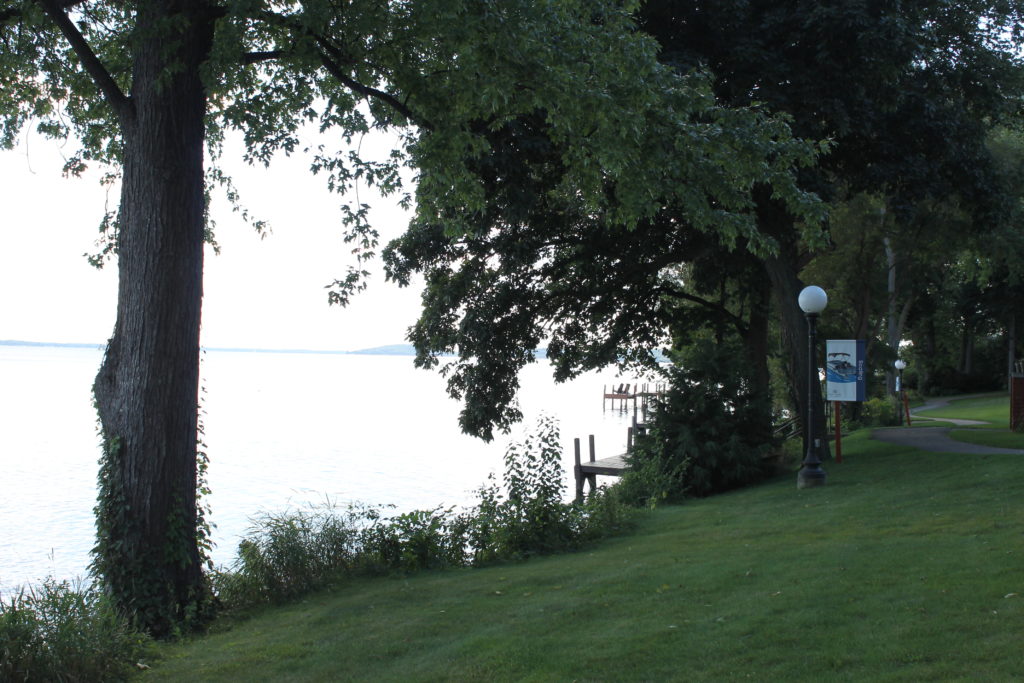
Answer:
[798,285,828,488]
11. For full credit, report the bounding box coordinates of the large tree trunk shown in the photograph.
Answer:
[1008,312,1017,388]
[884,236,898,394]
[960,319,975,375]
[762,242,830,461]
[91,1,215,637]
[744,276,774,443]
[753,184,829,460]
[921,316,937,392]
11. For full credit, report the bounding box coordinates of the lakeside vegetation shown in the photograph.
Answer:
[140,429,1024,681]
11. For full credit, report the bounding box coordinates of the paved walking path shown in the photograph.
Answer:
[871,394,1024,454]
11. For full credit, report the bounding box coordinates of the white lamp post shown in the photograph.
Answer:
[798,286,828,488]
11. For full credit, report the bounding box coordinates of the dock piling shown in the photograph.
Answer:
[587,434,597,494]
[574,438,583,502]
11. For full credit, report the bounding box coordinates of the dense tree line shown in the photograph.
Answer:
[389,0,1024,494]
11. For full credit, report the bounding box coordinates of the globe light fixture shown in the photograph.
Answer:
[798,285,828,488]
[798,285,828,315]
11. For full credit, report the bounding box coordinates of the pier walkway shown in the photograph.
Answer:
[573,415,647,501]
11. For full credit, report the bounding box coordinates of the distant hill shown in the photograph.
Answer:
[2,339,575,360]
[348,344,418,356]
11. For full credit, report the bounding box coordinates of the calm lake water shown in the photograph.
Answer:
[0,344,641,595]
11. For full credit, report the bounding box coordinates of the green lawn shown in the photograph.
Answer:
[914,393,1010,427]
[143,431,1024,681]
[948,429,1024,450]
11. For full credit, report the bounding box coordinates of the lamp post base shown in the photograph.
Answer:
[797,465,827,489]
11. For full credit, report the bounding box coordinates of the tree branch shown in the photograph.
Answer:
[314,37,430,130]
[249,7,429,128]
[659,282,750,336]
[35,0,132,125]
[4,0,85,22]
[243,50,285,64]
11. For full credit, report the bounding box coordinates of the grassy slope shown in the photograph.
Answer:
[949,429,1024,450]
[144,430,1024,681]
[915,393,1010,427]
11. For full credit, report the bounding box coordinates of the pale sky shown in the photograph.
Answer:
[1,127,424,352]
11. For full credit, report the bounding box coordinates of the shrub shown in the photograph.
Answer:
[465,413,577,562]
[0,578,150,682]
[213,500,370,606]
[618,339,775,506]
[467,414,636,562]
[573,484,635,543]
[860,396,901,427]
[358,506,466,573]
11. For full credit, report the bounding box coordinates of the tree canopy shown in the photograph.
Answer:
[387,0,1024,467]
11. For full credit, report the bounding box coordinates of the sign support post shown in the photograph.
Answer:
[834,401,842,463]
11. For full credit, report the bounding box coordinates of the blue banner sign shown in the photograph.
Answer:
[826,339,866,402]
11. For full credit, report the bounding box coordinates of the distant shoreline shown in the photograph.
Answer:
[0,339,421,357]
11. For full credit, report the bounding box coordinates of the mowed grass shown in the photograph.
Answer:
[915,393,1010,428]
[142,430,1024,682]
[949,427,1024,450]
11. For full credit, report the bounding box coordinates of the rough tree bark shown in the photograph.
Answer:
[761,236,830,461]
[1008,312,1017,386]
[744,280,774,443]
[90,1,215,636]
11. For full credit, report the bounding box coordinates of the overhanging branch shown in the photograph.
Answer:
[314,37,430,130]
[243,50,285,64]
[36,0,132,125]
[659,282,750,336]
[249,7,430,129]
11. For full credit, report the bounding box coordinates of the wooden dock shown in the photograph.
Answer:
[572,415,649,502]
[602,382,666,413]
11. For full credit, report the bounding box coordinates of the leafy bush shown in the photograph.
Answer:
[359,506,467,573]
[618,339,775,505]
[859,396,901,427]
[213,501,372,606]
[466,413,576,563]
[460,414,634,564]
[0,578,150,682]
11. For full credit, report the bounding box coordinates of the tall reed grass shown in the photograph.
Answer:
[0,578,150,681]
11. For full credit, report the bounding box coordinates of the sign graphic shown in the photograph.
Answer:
[826,339,866,402]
